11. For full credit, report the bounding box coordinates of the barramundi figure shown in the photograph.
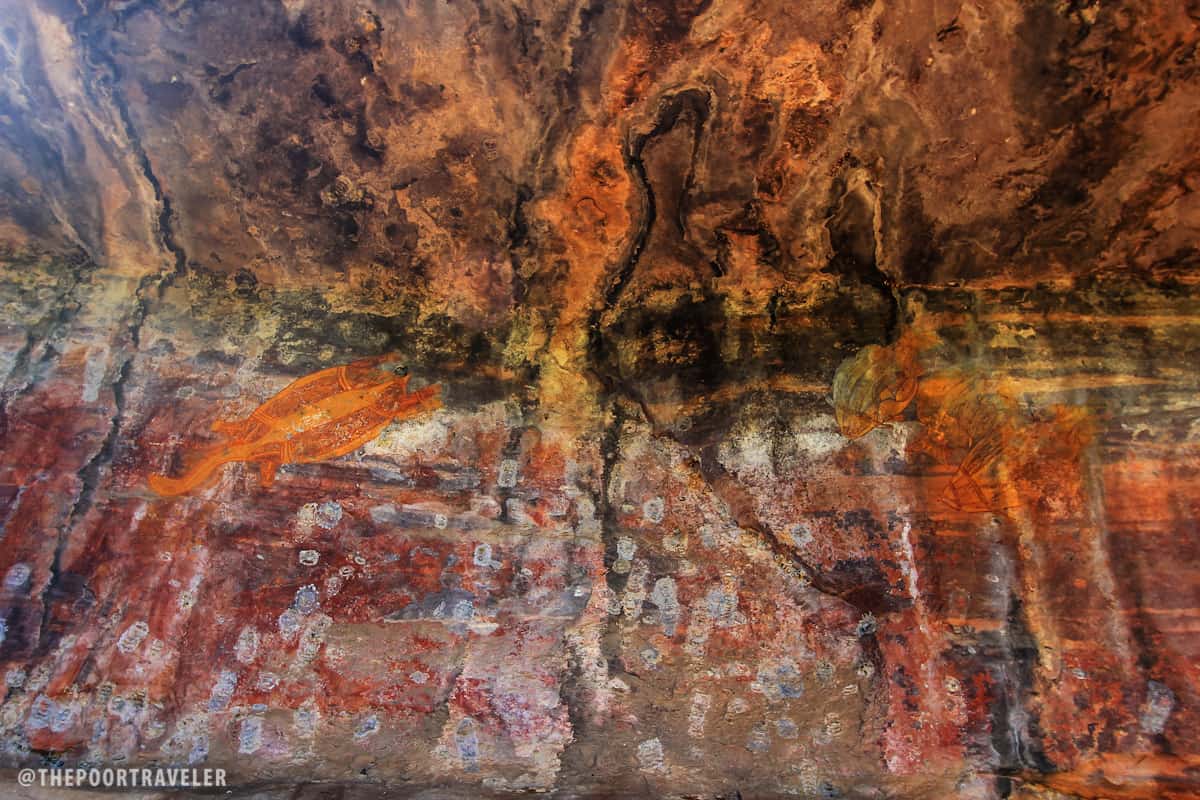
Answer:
[149,355,440,496]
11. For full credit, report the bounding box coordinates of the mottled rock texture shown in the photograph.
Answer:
[0,0,1198,797]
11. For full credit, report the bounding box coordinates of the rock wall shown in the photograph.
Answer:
[0,0,1198,797]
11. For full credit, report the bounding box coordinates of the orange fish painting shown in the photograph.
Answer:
[149,355,441,496]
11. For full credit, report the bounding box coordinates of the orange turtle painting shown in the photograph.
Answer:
[148,355,441,496]
[830,330,1016,513]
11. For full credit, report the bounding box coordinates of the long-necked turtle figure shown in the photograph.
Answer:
[830,330,1018,512]
[149,355,441,496]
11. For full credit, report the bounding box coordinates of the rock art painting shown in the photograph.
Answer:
[0,1,1199,799]
[831,326,1092,513]
[149,356,440,495]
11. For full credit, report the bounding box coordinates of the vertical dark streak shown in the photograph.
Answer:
[35,6,194,653]
[587,89,712,396]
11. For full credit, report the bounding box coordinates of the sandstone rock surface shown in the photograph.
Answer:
[0,0,1198,797]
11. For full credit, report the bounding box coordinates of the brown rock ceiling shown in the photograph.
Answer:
[0,0,1198,797]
